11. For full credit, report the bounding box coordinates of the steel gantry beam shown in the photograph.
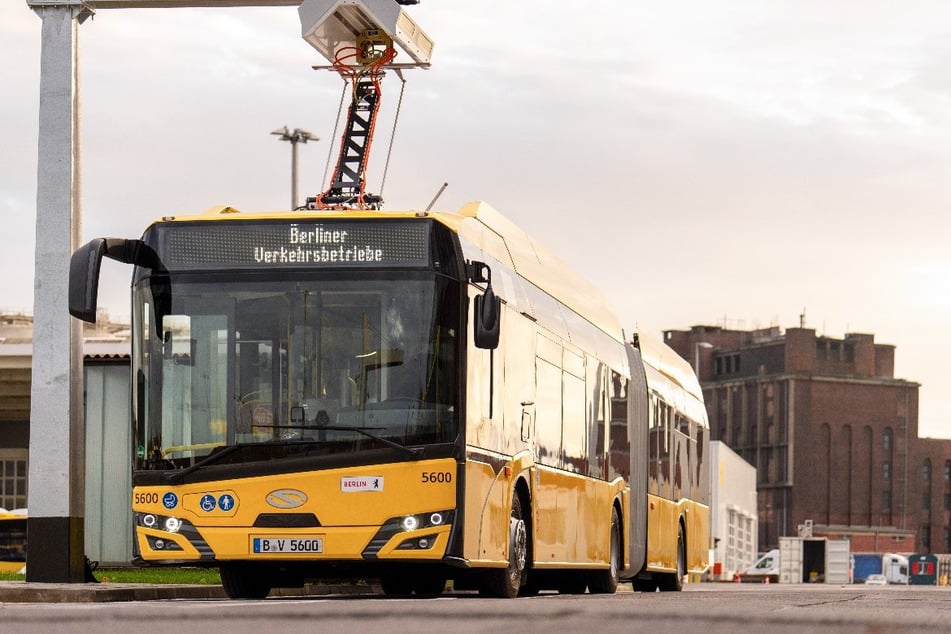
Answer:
[47,1,301,7]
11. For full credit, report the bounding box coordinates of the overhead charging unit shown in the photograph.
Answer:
[299,0,434,66]
[297,0,434,210]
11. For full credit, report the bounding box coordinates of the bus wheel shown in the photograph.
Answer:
[659,525,686,592]
[220,563,272,599]
[379,572,412,597]
[631,577,657,592]
[480,493,527,598]
[588,506,620,594]
[517,579,541,597]
[412,572,447,598]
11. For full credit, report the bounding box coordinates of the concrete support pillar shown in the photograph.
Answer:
[27,1,92,583]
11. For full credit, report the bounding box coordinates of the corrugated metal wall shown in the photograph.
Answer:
[83,363,132,566]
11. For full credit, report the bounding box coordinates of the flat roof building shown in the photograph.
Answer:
[710,441,758,580]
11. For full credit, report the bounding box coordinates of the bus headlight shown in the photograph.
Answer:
[363,511,454,557]
[137,512,190,535]
[398,510,453,532]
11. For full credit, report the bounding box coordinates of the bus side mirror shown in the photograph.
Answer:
[69,237,158,323]
[474,285,500,349]
[69,239,110,322]
[467,260,501,349]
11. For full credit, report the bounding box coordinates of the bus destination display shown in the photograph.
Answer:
[158,220,431,270]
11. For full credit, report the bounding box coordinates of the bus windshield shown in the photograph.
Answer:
[132,274,459,471]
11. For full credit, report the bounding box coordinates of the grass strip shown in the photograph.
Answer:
[0,567,221,584]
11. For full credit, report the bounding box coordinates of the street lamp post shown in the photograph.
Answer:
[694,341,714,378]
[271,126,318,209]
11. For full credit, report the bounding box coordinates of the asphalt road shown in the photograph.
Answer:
[1,583,949,633]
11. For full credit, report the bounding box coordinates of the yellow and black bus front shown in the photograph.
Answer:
[115,211,477,597]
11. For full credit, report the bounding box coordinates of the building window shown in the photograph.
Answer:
[944,460,950,481]
[923,459,932,482]
[923,492,931,511]
[882,490,891,511]
[883,429,892,452]
[945,494,951,511]
[882,462,890,480]
[0,450,28,511]
[921,526,931,552]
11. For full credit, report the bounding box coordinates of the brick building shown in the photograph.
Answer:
[664,324,951,554]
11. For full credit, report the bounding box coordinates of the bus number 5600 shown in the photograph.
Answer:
[421,471,452,484]
[134,492,159,505]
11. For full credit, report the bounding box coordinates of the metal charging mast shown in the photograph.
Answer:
[297,0,433,210]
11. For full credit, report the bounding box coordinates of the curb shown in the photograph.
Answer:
[0,582,381,603]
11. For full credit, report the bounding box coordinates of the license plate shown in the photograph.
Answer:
[252,537,323,554]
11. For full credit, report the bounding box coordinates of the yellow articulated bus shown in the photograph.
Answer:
[69,201,708,598]
[0,509,27,575]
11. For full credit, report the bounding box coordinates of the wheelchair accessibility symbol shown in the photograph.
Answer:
[199,494,216,512]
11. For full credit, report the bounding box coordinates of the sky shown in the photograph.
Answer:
[2,1,951,438]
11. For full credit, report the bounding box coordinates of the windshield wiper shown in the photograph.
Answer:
[166,438,329,483]
[278,424,422,457]
[166,443,248,484]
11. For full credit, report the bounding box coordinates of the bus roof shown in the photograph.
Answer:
[636,329,705,404]
[444,201,625,344]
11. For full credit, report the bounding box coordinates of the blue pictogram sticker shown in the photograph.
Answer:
[218,494,235,511]
[162,492,178,510]
[199,494,216,512]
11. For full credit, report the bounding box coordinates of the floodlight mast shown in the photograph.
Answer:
[297,0,433,210]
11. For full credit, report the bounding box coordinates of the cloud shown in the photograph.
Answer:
[4,1,951,436]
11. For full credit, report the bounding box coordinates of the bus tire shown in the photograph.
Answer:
[480,493,527,598]
[658,524,685,592]
[588,506,620,594]
[412,572,447,598]
[631,577,657,592]
[517,579,541,597]
[379,572,412,597]
[220,563,272,599]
